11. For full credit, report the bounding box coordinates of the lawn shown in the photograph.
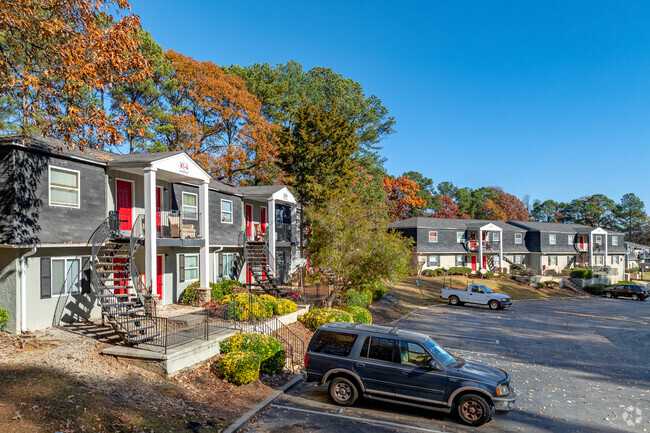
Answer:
[388,276,574,307]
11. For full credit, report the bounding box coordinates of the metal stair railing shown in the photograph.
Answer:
[129,213,149,307]
[88,212,121,301]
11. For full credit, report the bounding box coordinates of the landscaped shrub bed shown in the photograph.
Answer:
[299,308,353,329]
[364,280,389,300]
[447,266,472,276]
[342,289,372,308]
[276,298,298,315]
[344,305,372,324]
[180,280,243,305]
[217,351,261,385]
[220,333,285,374]
[544,281,559,287]
[0,308,8,331]
[570,268,593,279]
[584,284,606,295]
[221,293,274,320]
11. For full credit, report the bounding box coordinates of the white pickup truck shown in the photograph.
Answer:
[441,284,512,310]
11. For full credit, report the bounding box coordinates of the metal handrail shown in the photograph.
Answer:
[129,214,148,306]
[88,212,120,298]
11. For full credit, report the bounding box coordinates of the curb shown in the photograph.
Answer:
[223,372,303,433]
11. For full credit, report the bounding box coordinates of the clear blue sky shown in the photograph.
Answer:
[130,0,650,209]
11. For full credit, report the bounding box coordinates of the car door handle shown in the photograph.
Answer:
[354,363,365,368]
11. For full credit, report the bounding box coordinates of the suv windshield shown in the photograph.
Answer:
[424,338,457,367]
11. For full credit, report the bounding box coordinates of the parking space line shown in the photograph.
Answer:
[553,311,647,325]
[270,404,446,433]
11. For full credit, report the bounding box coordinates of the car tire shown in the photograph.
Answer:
[456,394,492,427]
[632,294,639,301]
[488,300,500,310]
[329,377,359,406]
[605,291,612,298]
[449,296,460,306]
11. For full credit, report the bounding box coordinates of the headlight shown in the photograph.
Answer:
[501,298,508,302]
[496,384,510,396]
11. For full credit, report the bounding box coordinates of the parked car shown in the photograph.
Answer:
[303,322,516,427]
[441,284,512,310]
[602,284,649,301]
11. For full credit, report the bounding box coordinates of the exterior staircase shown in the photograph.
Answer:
[241,231,283,296]
[88,212,158,345]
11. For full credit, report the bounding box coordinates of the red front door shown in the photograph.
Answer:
[471,256,477,271]
[155,255,163,299]
[260,207,267,239]
[245,204,253,239]
[579,236,584,250]
[116,180,132,231]
[482,255,487,269]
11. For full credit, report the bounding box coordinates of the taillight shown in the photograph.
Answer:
[304,353,309,367]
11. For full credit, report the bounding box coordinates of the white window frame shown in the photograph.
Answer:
[221,199,233,224]
[595,235,602,245]
[456,255,465,266]
[50,257,82,297]
[549,255,558,266]
[429,231,438,243]
[612,255,619,265]
[515,233,523,245]
[428,255,439,267]
[456,232,465,243]
[492,232,500,242]
[549,234,556,245]
[514,255,523,265]
[612,236,618,246]
[493,255,500,267]
[49,166,80,208]
[181,192,198,220]
[181,253,199,283]
[221,252,234,279]
[568,234,574,245]
[595,255,604,265]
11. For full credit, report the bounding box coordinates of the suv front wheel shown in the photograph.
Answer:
[456,394,492,427]
[604,291,613,298]
[488,300,500,310]
[329,377,359,406]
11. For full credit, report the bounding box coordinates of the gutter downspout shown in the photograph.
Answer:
[20,246,37,333]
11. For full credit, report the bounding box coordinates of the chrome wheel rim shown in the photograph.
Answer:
[450,297,458,305]
[461,400,483,422]
[633,295,639,301]
[334,382,351,401]
[490,301,497,309]
[606,292,612,298]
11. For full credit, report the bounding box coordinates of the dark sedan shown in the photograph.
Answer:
[603,284,649,301]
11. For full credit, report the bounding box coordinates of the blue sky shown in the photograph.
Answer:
[129,1,650,208]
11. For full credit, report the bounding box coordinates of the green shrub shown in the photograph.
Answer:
[276,298,298,315]
[617,280,634,284]
[570,268,592,279]
[362,280,389,301]
[222,293,273,320]
[627,267,639,273]
[179,286,198,305]
[299,308,353,329]
[536,282,546,288]
[342,289,372,308]
[447,267,472,276]
[258,294,279,314]
[584,284,606,295]
[0,308,9,331]
[485,271,494,279]
[545,281,559,287]
[561,268,572,275]
[221,333,285,374]
[344,305,372,324]
[217,351,261,385]
[422,269,436,277]
[212,280,243,301]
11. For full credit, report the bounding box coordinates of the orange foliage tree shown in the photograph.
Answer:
[157,51,278,184]
[382,175,427,222]
[491,188,531,221]
[0,0,151,149]
[431,195,471,219]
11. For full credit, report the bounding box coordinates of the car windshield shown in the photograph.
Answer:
[424,338,458,367]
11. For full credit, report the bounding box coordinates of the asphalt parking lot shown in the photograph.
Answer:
[242,297,650,433]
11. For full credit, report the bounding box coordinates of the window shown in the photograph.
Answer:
[612,236,618,246]
[595,236,602,245]
[471,286,485,293]
[428,255,439,267]
[180,254,199,282]
[514,255,523,265]
[456,232,465,243]
[359,336,395,363]
[399,341,432,367]
[595,255,604,265]
[492,232,500,242]
[181,192,198,219]
[549,234,556,245]
[428,231,438,243]
[456,255,465,266]
[568,235,574,245]
[493,255,500,267]
[51,258,81,296]
[221,253,234,279]
[309,330,358,357]
[515,233,523,244]
[612,255,619,265]
[221,199,233,224]
[49,166,80,207]
[549,256,558,266]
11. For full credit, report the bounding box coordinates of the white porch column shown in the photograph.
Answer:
[144,167,157,295]
[589,233,593,267]
[478,228,483,270]
[267,198,276,273]
[604,232,608,266]
[199,181,210,286]
[499,231,503,272]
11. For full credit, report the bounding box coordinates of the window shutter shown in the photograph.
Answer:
[81,256,91,294]
[40,258,51,299]
[179,254,185,283]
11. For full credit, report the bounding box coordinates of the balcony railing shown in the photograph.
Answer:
[276,222,292,243]
[592,266,618,275]
[156,208,203,239]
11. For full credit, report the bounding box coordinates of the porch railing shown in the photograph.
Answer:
[155,208,203,240]
[276,222,292,243]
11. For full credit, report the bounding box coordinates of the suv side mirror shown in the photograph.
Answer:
[429,360,442,371]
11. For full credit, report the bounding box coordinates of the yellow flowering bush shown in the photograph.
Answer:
[276,298,297,315]
[221,293,273,320]
[299,308,353,329]
[344,305,372,324]
[217,351,261,385]
[221,333,285,374]
[259,294,279,314]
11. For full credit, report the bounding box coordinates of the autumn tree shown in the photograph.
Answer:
[402,171,438,215]
[431,195,470,219]
[382,175,427,222]
[155,51,277,184]
[0,0,151,148]
[490,188,531,221]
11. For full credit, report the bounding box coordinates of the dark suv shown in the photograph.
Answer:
[303,322,516,427]
[603,284,649,301]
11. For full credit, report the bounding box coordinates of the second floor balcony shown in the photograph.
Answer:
[157,208,203,240]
